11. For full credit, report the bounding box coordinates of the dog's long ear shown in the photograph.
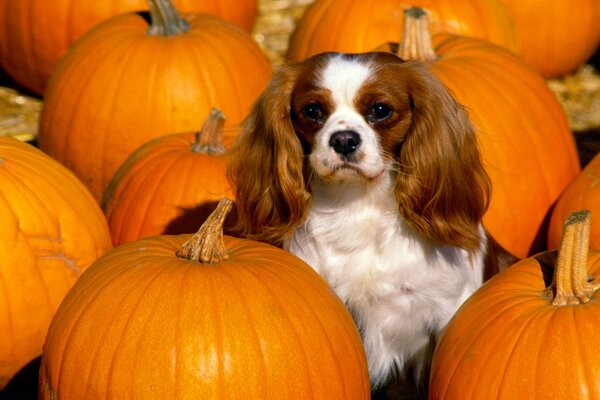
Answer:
[227,64,310,246]
[394,61,490,251]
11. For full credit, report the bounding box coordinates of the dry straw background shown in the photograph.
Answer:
[1,0,599,157]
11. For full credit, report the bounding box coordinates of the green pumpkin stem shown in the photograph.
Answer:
[147,0,189,36]
[176,198,232,263]
[191,108,226,155]
[548,210,600,305]
[397,7,437,62]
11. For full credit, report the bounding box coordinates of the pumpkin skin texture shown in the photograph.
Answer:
[499,0,600,78]
[286,0,518,61]
[39,201,370,399]
[0,137,112,389]
[548,154,600,251]
[390,9,580,258]
[102,110,236,246]
[0,0,258,95]
[429,212,600,399]
[38,2,271,202]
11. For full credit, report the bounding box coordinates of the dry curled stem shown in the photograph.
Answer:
[548,210,600,305]
[176,198,232,263]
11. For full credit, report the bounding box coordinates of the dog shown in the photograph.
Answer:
[227,51,509,396]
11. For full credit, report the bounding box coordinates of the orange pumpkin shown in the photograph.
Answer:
[102,109,236,246]
[429,210,600,398]
[548,153,600,251]
[286,0,518,61]
[499,0,600,78]
[381,8,580,258]
[0,137,112,389]
[39,199,370,399]
[38,0,271,202]
[0,0,258,95]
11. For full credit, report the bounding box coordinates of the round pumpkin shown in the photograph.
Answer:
[102,109,236,246]
[548,153,600,251]
[0,0,258,95]
[286,0,518,62]
[38,0,272,202]
[0,137,112,389]
[429,210,600,398]
[499,0,600,78]
[39,199,370,399]
[381,8,580,258]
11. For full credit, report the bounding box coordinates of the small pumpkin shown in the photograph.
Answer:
[286,0,518,61]
[429,210,600,398]
[499,0,600,78]
[0,137,112,389]
[38,0,271,201]
[378,7,580,258]
[102,109,235,246]
[0,0,258,95]
[548,153,600,251]
[39,199,370,399]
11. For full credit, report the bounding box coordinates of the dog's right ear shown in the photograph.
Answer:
[227,64,310,246]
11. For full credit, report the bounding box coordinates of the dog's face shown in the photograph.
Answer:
[290,53,415,182]
[228,51,490,250]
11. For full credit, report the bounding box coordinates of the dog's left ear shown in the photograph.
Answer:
[393,61,490,251]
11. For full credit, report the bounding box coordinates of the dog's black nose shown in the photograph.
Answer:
[329,130,361,156]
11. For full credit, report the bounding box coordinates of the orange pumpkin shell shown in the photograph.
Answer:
[38,8,271,201]
[102,115,236,246]
[499,0,600,78]
[0,137,112,388]
[286,0,518,61]
[429,248,600,399]
[39,232,370,399]
[548,154,600,251]
[0,0,258,94]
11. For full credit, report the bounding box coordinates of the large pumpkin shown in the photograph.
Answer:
[102,109,235,246]
[429,210,600,398]
[381,8,580,258]
[499,0,600,78]
[0,0,258,95]
[39,199,370,399]
[548,153,600,251]
[286,0,518,61]
[0,137,112,388]
[38,0,271,201]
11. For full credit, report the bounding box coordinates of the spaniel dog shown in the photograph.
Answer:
[228,52,506,396]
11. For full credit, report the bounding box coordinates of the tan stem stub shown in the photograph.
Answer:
[192,108,226,155]
[146,0,189,36]
[176,198,233,263]
[397,7,437,62]
[547,210,600,305]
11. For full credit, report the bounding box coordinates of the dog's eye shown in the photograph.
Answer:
[302,103,325,122]
[369,103,393,122]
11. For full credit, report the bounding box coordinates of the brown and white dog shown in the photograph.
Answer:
[227,52,508,394]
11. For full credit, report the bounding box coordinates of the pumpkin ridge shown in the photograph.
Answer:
[81,256,178,397]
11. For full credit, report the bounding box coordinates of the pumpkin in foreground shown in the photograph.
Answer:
[39,199,370,399]
[38,0,271,201]
[429,210,600,399]
[102,109,235,246]
[0,137,112,388]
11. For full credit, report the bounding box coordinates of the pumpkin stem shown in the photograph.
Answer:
[147,0,189,36]
[191,108,226,155]
[397,7,437,62]
[547,210,600,305]
[176,198,232,263]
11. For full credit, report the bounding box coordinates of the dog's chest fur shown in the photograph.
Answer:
[285,173,485,386]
